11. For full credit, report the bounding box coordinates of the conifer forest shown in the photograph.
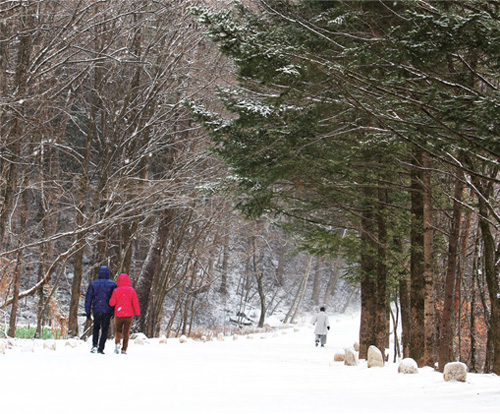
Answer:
[1,0,500,375]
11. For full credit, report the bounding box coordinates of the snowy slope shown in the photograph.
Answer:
[1,312,498,414]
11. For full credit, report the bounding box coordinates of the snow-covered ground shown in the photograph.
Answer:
[1,312,499,413]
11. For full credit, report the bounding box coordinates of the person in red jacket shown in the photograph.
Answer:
[109,273,140,354]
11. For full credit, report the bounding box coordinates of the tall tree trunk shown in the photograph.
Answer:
[291,256,313,324]
[8,173,29,337]
[455,205,473,362]
[252,235,266,328]
[147,265,163,338]
[359,192,377,360]
[219,230,230,294]
[312,257,322,306]
[35,260,47,337]
[136,211,173,333]
[150,211,193,336]
[0,11,31,248]
[409,146,426,367]
[438,169,464,371]
[393,233,411,358]
[256,272,266,328]
[35,137,60,338]
[71,56,110,336]
[283,258,312,324]
[399,276,411,358]
[68,107,94,337]
[469,235,481,372]
[275,243,286,287]
[479,219,500,374]
[375,186,388,358]
[474,182,500,374]
[323,260,341,304]
[470,263,477,372]
[422,151,435,367]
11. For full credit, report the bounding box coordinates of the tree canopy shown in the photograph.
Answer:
[190,0,500,373]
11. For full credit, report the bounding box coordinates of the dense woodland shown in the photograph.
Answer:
[1,0,500,377]
[190,0,500,375]
[0,0,350,347]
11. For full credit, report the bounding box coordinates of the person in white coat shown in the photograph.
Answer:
[311,306,330,347]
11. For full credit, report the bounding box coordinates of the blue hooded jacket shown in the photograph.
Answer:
[85,266,117,315]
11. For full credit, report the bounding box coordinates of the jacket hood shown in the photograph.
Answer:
[117,273,131,287]
[97,266,110,280]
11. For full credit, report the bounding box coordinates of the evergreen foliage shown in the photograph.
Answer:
[189,1,411,276]
[190,0,500,372]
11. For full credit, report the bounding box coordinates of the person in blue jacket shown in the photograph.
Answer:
[85,266,116,354]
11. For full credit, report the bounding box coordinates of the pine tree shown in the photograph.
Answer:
[191,0,500,373]
[190,0,412,358]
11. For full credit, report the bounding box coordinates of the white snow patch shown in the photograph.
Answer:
[0,312,499,413]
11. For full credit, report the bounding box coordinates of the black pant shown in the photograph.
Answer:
[92,313,112,351]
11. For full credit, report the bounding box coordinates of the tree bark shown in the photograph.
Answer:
[251,235,267,328]
[219,230,230,294]
[275,243,286,287]
[256,271,267,328]
[323,260,341,305]
[8,173,29,337]
[409,146,426,367]
[375,186,388,358]
[0,9,32,248]
[359,192,377,360]
[422,151,435,367]
[399,276,411,358]
[474,181,500,374]
[68,104,95,337]
[455,205,473,363]
[469,235,481,372]
[438,169,464,372]
[136,211,173,333]
[283,258,311,324]
[291,256,313,324]
[312,257,322,306]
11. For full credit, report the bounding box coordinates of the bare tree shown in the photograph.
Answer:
[0,0,233,337]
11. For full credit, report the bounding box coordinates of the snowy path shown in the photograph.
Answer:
[1,313,499,413]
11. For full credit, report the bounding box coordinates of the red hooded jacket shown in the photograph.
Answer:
[109,273,140,317]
